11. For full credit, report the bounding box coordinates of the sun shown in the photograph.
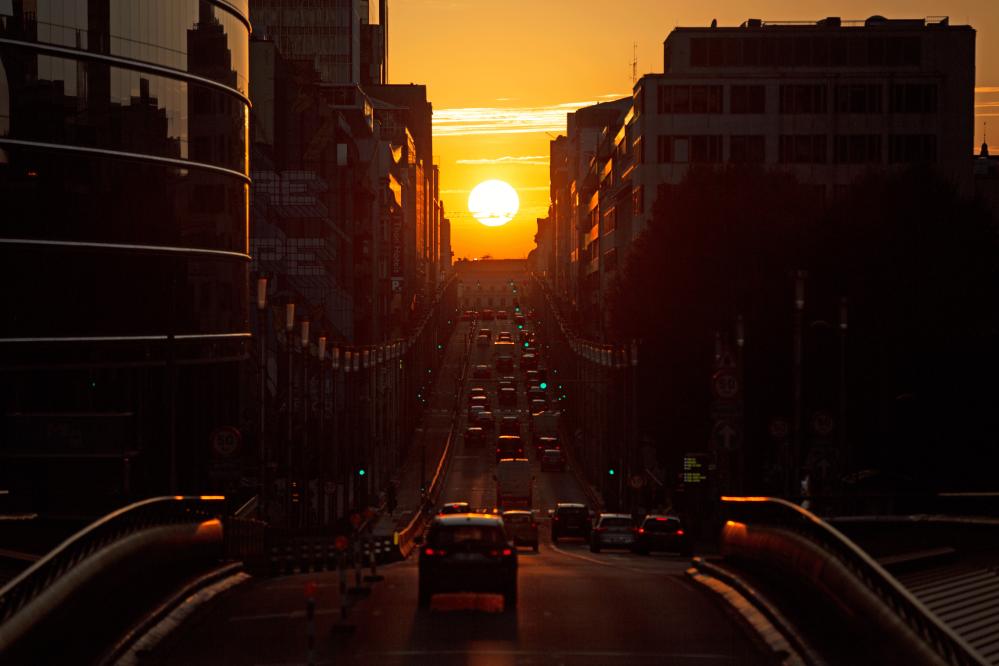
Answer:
[468,179,520,227]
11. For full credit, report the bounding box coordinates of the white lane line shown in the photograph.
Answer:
[548,543,695,591]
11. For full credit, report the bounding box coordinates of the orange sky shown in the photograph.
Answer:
[390,0,999,260]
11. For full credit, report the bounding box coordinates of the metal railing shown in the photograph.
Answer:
[0,495,225,626]
[721,496,988,666]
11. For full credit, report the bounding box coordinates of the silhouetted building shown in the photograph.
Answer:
[455,260,528,311]
[0,0,252,512]
[249,0,387,85]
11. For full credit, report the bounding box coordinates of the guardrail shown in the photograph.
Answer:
[720,496,987,666]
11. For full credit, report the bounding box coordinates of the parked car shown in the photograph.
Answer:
[473,364,492,379]
[540,448,566,472]
[632,515,692,556]
[551,503,591,543]
[418,514,517,609]
[464,426,486,447]
[590,514,637,553]
[502,510,539,552]
[498,387,518,407]
[499,415,521,436]
[439,501,471,515]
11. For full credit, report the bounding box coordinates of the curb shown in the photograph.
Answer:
[688,557,823,666]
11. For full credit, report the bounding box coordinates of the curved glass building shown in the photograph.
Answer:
[0,0,251,511]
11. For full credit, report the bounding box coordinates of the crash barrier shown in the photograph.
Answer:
[264,529,395,576]
[720,496,987,666]
[0,496,226,663]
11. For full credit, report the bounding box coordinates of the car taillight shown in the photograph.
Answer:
[553,517,560,521]
[676,529,684,536]
[503,548,513,556]
[637,528,645,534]
[424,548,446,557]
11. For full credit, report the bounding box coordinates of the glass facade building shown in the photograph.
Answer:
[0,0,251,512]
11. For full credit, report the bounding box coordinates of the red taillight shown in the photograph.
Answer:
[503,548,513,556]
[553,517,560,521]
[637,528,645,534]
[676,529,684,536]
[424,547,446,557]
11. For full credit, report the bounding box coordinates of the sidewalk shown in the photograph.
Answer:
[371,322,469,538]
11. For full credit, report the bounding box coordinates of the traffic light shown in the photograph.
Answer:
[357,467,367,477]
[608,467,616,476]
[523,342,529,348]
[517,324,524,330]
[540,382,548,390]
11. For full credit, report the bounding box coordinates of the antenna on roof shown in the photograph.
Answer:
[631,42,638,85]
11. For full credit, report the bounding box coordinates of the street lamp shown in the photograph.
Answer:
[284,302,295,525]
[839,298,849,475]
[257,277,268,511]
[299,319,309,527]
[792,271,806,498]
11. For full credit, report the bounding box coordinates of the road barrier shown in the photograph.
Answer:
[720,496,987,666]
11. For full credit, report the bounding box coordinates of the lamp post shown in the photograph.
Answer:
[284,302,295,524]
[257,277,268,511]
[792,271,806,498]
[317,335,326,525]
[332,346,340,520]
[839,298,849,479]
[735,315,745,495]
[299,319,310,527]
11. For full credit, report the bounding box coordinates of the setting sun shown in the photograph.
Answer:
[468,179,520,227]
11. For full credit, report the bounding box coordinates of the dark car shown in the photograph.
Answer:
[472,364,492,379]
[418,514,518,609]
[551,503,591,543]
[498,387,518,407]
[478,328,492,340]
[514,315,526,327]
[495,434,525,462]
[524,370,540,386]
[475,411,495,430]
[495,355,514,373]
[527,387,547,405]
[520,353,538,370]
[464,426,486,447]
[502,510,539,552]
[476,334,491,348]
[540,448,566,472]
[496,310,509,320]
[439,501,471,515]
[498,376,517,390]
[468,395,489,416]
[499,415,521,436]
[529,398,547,414]
[632,515,692,556]
[468,387,487,403]
[534,435,559,455]
[590,513,636,553]
[481,310,495,321]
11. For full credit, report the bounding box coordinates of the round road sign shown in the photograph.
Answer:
[811,410,835,437]
[769,418,790,440]
[629,474,646,490]
[210,426,241,457]
[711,369,739,401]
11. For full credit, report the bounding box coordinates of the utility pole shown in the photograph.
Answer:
[631,42,638,85]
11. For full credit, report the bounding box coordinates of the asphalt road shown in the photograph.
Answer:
[141,314,769,666]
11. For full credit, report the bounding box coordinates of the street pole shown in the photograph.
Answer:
[332,346,340,520]
[300,319,310,528]
[285,303,295,525]
[257,277,268,514]
[792,271,806,499]
[317,336,327,526]
[735,315,745,495]
[839,298,849,480]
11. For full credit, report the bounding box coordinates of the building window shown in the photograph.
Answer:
[690,35,921,69]
[632,186,644,215]
[690,135,723,163]
[604,248,618,272]
[779,85,828,114]
[730,85,766,113]
[634,137,644,164]
[835,84,883,114]
[778,135,828,164]
[730,135,766,163]
[603,207,617,233]
[889,134,937,163]
[659,135,719,163]
[890,84,938,113]
[834,134,883,164]
[658,85,722,114]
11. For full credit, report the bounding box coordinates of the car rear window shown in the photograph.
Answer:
[643,519,681,533]
[600,517,633,528]
[432,525,504,545]
[504,514,530,524]
[557,507,588,518]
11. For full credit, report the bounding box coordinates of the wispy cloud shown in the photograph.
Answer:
[976,87,999,94]
[456,155,549,166]
[598,92,629,99]
[434,100,611,136]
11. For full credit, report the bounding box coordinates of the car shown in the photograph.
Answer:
[499,415,521,436]
[476,334,491,348]
[497,330,513,340]
[464,426,486,447]
[632,515,693,556]
[514,315,526,327]
[439,501,471,515]
[496,310,509,320]
[495,355,514,373]
[540,448,566,472]
[551,503,592,544]
[534,435,559,455]
[468,387,487,402]
[478,328,493,340]
[520,353,538,370]
[529,398,547,414]
[498,375,517,387]
[495,434,525,462]
[524,370,541,385]
[418,514,518,610]
[498,387,518,407]
[481,310,495,320]
[590,514,637,553]
[460,310,476,321]
[502,510,539,552]
[467,395,489,416]
[528,387,547,404]
[475,411,495,430]
[473,364,492,379]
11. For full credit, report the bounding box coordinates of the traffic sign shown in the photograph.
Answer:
[711,369,739,401]
[811,410,835,437]
[628,474,646,489]
[712,420,739,451]
[769,418,790,440]
[210,426,242,458]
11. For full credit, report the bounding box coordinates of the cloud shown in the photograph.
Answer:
[598,92,629,99]
[976,87,999,94]
[456,155,549,166]
[433,100,612,136]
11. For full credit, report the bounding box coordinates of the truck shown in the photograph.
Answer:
[530,410,560,450]
[494,458,533,510]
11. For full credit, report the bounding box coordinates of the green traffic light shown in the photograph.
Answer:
[517,324,523,330]
[608,468,616,476]
[358,469,366,476]
[523,342,529,348]
[540,382,548,389]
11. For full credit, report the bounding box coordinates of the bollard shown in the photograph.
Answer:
[329,551,355,635]
[305,580,317,666]
[364,535,384,583]
[349,540,369,596]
